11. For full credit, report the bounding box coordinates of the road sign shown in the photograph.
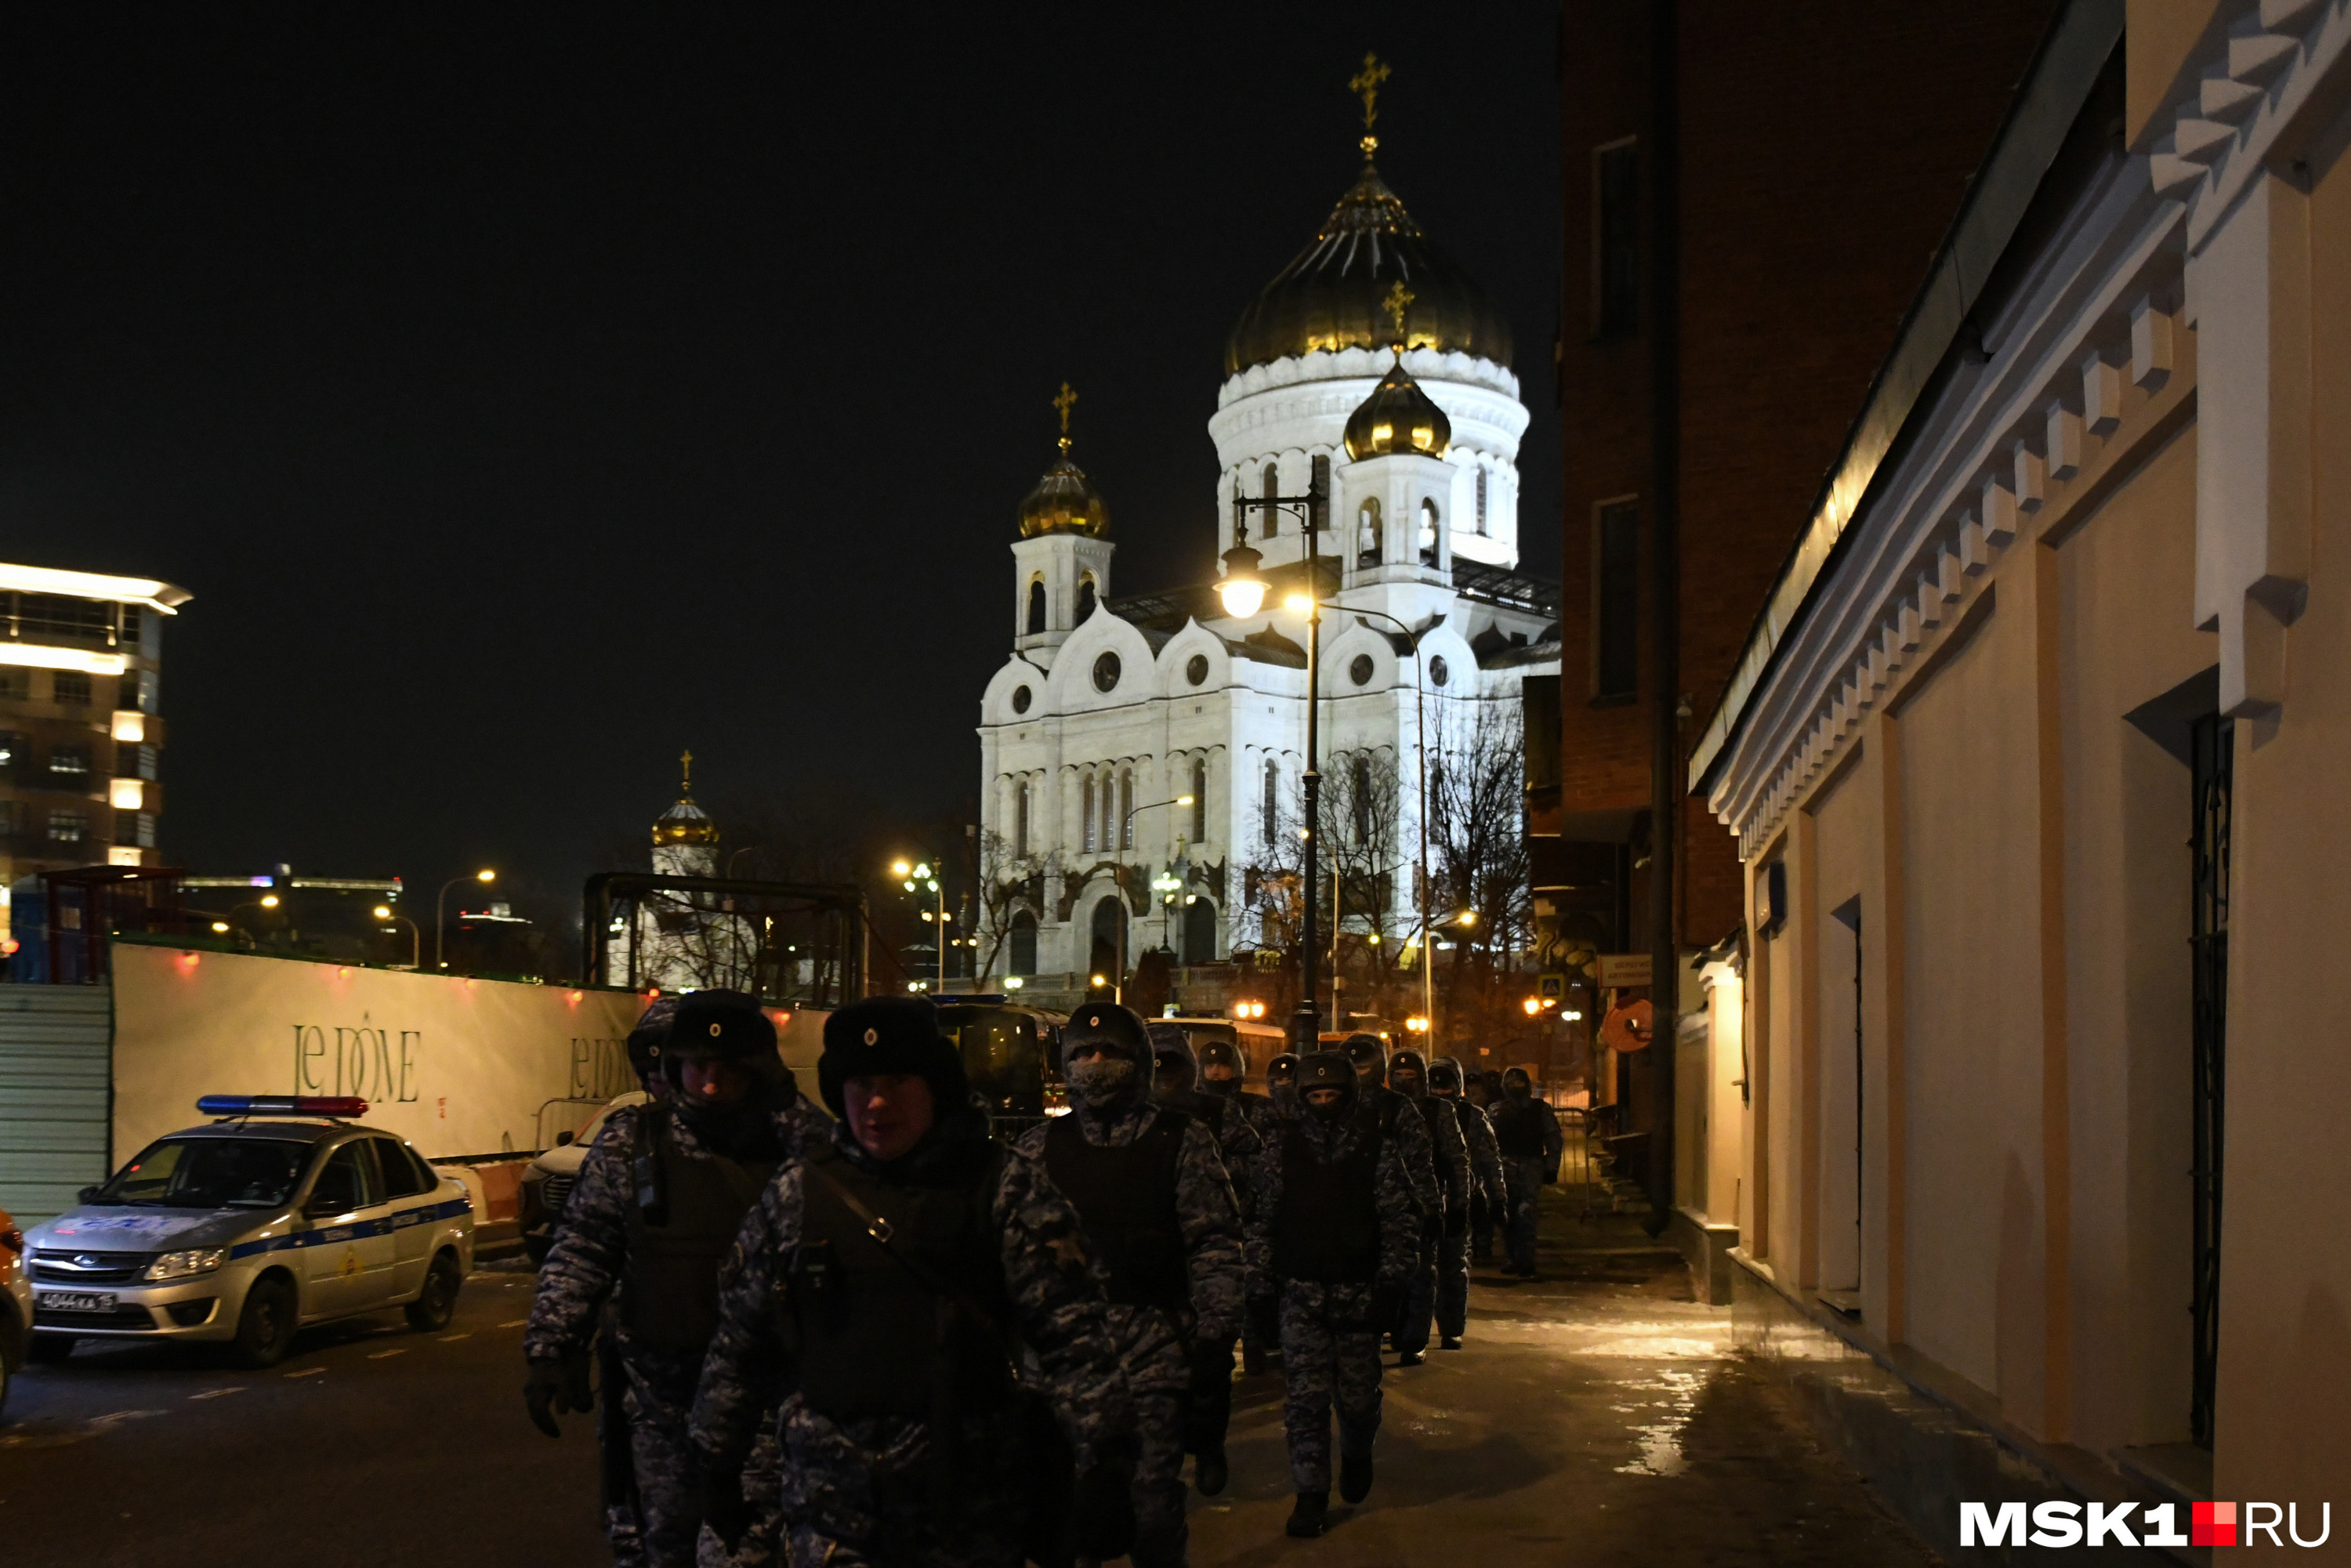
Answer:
[1596,952,1653,989]
[1536,972,1567,1000]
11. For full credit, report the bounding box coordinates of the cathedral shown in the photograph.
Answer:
[974,91,1558,1009]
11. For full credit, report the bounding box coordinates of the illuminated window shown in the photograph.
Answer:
[121,605,144,650]
[49,744,90,780]
[1593,139,1639,340]
[0,730,18,768]
[47,808,86,843]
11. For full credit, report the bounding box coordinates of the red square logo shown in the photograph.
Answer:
[2193,1501,2237,1547]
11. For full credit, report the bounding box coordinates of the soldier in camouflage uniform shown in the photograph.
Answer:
[1385,1049,1469,1358]
[1145,1021,1263,1491]
[691,997,1136,1568]
[1192,1035,1277,1140]
[526,992,827,1568]
[1264,1052,1303,1123]
[1488,1066,1565,1278]
[1461,1070,1503,1261]
[1339,1035,1437,1358]
[1017,1008,1242,1561]
[1427,1057,1503,1343]
[1245,1051,1417,1539]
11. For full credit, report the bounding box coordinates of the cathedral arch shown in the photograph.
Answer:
[1419,498,1441,563]
[1088,894,1126,987]
[1357,498,1381,565]
[1076,574,1097,624]
[1027,578,1047,636]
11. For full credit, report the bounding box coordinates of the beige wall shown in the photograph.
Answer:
[2125,0,2228,150]
[1808,755,1868,1297]
[2215,125,2351,1510]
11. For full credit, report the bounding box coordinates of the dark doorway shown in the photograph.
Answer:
[1008,911,1037,976]
[1183,899,1217,965]
[2190,713,2232,1448]
[1089,895,1125,990]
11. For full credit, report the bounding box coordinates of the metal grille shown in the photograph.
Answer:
[542,1175,576,1219]
[2190,712,2232,1450]
[31,1250,148,1284]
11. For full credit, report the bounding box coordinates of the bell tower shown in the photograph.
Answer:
[1009,382,1115,663]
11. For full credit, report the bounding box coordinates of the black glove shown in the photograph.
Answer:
[700,1467,750,1552]
[1067,1458,1136,1561]
[523,1351,592,1438]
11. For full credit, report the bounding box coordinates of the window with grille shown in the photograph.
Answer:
[53,672,92,706]
[49,744,90,780]
[48,808,86,842]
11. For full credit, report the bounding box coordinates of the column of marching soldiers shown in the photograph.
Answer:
[524,989,1566,1568]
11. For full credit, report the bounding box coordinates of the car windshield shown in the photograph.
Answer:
[98,1136,313,1209]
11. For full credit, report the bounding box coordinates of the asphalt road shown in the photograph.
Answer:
[2,1195,1937,1568]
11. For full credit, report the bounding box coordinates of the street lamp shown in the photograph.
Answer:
[1354,604,1447,1044]
[894,860,945,994]
[375,904,420,969]
[1232,457,1330,1045]
[436,868,495,972]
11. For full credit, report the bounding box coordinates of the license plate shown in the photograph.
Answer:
[38,1291,116,1313]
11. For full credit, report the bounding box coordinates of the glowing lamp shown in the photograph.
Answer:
[198,1095,368,1117]
[476,869,495,883]
[1215,541,1266,618]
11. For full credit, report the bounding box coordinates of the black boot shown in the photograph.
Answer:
[1340,1448,1375,1504]
[1195,1446,1227,1497]
[1396,1349,1425,1367]
[1286,1490,1329,1537]
[1441,1334,1464,1350]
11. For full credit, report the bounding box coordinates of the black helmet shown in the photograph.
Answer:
[1388,1048,1429,1097]
[1296,1050,1359,1121]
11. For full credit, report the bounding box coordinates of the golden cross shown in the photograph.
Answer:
[1384,281,1415,344]
[1053,382,1078,451]
[679,748,694,796]
[1349,53,1390,150]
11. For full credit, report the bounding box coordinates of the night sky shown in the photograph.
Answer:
[1,6,1559,939]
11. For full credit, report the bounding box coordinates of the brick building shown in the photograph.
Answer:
[1547,2,2061,1001]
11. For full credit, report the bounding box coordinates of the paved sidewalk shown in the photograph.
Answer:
[1188,1186,1940,1566]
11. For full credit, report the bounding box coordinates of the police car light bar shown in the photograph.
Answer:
[197,1095,370,1118]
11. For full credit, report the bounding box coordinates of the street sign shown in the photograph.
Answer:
[1536,972,1567,1000]
[1596,952,1653,989]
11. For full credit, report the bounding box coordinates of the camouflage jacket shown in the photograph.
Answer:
[1016,1094,1248,1343]
[523,1095,824,1363]
[689,1117,1132,1472]
[1408,1091,1473,1220]
[1359,1082,1440,1222]
[1448,1095,1509,1209]
[1241,1105,1419,1295]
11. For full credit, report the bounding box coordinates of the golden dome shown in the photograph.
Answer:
[652,750,720,846]
[1016,382,1109,538]
[1344,350,1452,460]
[1225,158,1513,377]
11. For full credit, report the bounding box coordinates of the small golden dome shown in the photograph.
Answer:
[1343,352,1452,460]
[1017,382,1110,538]
[652,750,720,846]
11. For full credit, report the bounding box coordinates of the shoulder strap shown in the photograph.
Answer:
[801,1153,1023,1371]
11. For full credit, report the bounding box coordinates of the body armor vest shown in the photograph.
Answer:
[1491,1099,1549,1159]
[621,1108,776,1355]
[1271,1119,1382,1283]
[1044,1110,1190,1310]
[786,1142,1014,1422]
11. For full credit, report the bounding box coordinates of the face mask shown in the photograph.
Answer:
[1308,1090,1351,1124]
[1504,1078,1531,1100]
[1067,1056,1138,1108]
[1200,1075,1238,1098]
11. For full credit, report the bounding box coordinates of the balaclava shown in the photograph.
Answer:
[1502,1066,1534,1102]
[1389,1048,1430,1099]
[1195,1037,1245,1098]
[1296,1050,1359,1125]
[1060,1003,1151,1112]
[1342,1033,1388,1086]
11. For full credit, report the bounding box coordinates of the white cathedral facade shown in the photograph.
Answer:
[974,143,1558,1003]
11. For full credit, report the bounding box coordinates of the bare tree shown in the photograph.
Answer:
[1425,699,1535,1052]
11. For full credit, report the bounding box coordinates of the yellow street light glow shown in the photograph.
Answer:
[476,869,496,883]
[1523,997,1542,1016]
[1090,974,1109,988]
[1215,573,1265,618]
[1367,932,1381,945]
[210,921,230,933]
[891,860,911,877]
[1005,976,1024,989]
[1457,910,1477,926]
[1284,593,1313,614]
[373,906,392,919]
[259,895,280,908]
[1176,795,1194,806]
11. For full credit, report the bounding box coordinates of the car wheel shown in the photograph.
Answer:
[404,1250,461,1332]
[231,1276,299,1369]
[25,1334,76,1366]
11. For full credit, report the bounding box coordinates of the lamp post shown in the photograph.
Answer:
[436,868,495,971]
[1352,606,1447,1040]
[374,904,420,969]
[892,860,945,994]
[1221,457,1330,1046]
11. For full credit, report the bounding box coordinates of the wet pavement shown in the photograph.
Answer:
[1188,1186,1942,1566]
[1,1187,1940,1566]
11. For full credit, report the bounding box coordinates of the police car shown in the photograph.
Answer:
[22,1096,475,1369]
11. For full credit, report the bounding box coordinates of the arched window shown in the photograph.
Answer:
[1261,463,1280,536]
[1262,757,1279,845]
[1026,578,1047,635]
[1076,575,1096,624]
[1419,498,1440,563]
[1081,774,1097,854]
[1089,896,1125,988]
[1009,911,1038,976]
[1183,899,1218,965]
[1191,759,1207,842]
[1357,498,1381,566]
[1476,469,1489,536]
[1118,769,1135,849]
[1352,755,1374,844]
[1014,781,1031,859]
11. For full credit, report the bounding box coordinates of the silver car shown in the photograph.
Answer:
[23,1111,474,1368]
